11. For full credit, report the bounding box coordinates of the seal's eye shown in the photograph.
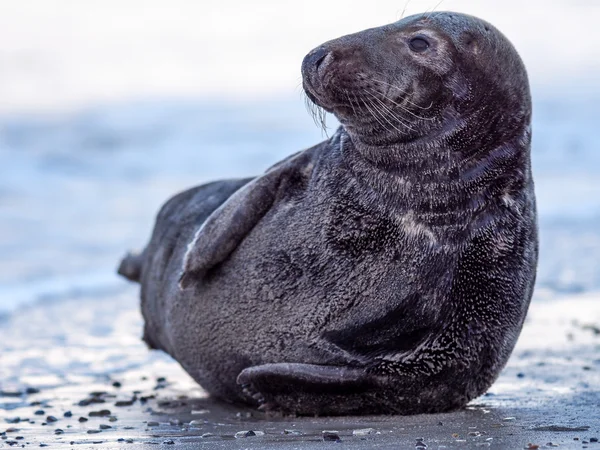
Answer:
[409,36,430,52]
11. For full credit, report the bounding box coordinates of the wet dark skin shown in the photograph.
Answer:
[119,11,537,415]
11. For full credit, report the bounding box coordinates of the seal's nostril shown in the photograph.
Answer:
[313,49,328,70]
[303,47,330,73]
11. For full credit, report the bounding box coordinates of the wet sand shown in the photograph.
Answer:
[1,286,599,449]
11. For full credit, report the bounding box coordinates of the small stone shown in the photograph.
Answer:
[590,437,599,442]
[46,416,58,423]
[34,410,45,416]
[125,439,134,443]
[169,419,181,426]
[40,444,49,447]
[284,429,302,435]
[15,436,24,440]
[469,431,482,437]
[517,372,525,378]
[323,431,341,442]
[63,411,72,418]
[115,400,134,407]
[147,421,160,427]
[546,443,558,448]
[5,428,19,433]
[189,420,203,427]
[54,429,64,434]
[89,410,111,417]
[87,429,102,434]
[112,382,122,388]
[78,417,88,422]
[524,445,539,449]
[163,440,175,445]
[99,424,112,430]
[236,430,254,438]
[5,418,20,424]
[26,387,40,395]
[108,416,118,422]
[201,433,213,438]
[353,428,375,436]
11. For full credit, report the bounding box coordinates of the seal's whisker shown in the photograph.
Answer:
[364,87,436,122]
[365,94,412,135]
[343,90,359,117]
[399,0,412,20]
[303,91,328,134]
[359,97,392,134]
[367,93,416,133]
[423,0,445,20]
[370,78,433,110]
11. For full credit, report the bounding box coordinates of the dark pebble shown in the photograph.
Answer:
[115,400,134,407]
[87,430,102,434]
[78,417,88,423]
[156,377,166,383]
[112,382,122,388]
[99,425,112,430]
[5,428,18,433]
[0,391,22,397]
[590,437,598,442]
[54,429,64,435]
[89,410,111,417]
[63,411,72,418]
[163,440,175,445]
[517,372,525,378]
[26,387,40,395]
[323,431,341,442]
[40,444,48,447]
[4,418,20,424]
[34,410,45,416]
[15,436,24,440]
[118,438,125,442]
[147,421,160,427]
[46,416,58,423]
[89,391,106,397]
[126,439,134,443]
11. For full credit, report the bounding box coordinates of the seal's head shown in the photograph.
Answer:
[302,12,530,149]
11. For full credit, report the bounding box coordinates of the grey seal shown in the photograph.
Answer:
[118,11,537,415]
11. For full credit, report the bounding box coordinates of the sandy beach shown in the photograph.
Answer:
[1,285,599,449]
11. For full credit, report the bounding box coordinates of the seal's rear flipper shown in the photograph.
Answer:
[236,363,383,416]
[117,251,145,283]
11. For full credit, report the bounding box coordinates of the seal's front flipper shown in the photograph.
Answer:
[179,148,316,289]
[236,363,382,416]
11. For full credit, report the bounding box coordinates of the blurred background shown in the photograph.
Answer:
[1,0,599,314]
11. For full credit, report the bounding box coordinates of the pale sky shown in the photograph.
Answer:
[0,0,599,113]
